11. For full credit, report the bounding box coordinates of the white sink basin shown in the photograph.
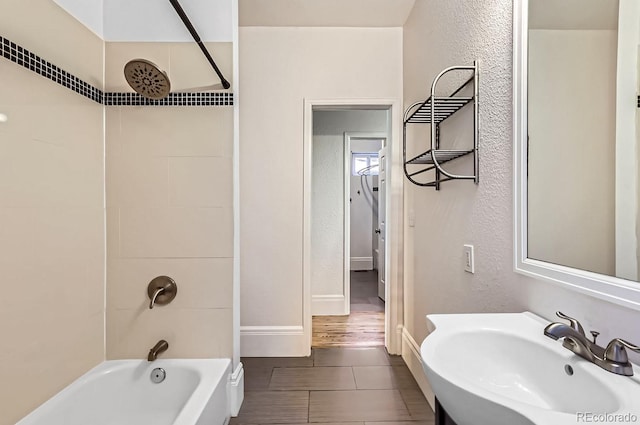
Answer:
[420,312,640,425]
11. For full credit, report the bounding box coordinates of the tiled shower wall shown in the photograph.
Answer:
[0,5,235,422]
[105,42,235,359]
[0,2,105,424]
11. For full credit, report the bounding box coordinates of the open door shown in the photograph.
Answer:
[377,146,387,301]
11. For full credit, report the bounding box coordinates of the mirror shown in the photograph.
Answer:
[514,0,640,310]
[527,0,619,277]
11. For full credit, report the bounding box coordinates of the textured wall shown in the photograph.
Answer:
[403,0,521,342]
[311,133,345,300]
[0,2,105,423]
[402,0,640,374]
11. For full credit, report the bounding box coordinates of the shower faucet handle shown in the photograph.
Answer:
[147,276,178,309]
[556,311,586,337]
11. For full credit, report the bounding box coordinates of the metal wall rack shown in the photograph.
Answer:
[403,61,479,189]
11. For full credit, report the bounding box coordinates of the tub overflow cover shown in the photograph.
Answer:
[150,368,166,384]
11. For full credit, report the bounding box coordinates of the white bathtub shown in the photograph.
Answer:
[15,359,232,425]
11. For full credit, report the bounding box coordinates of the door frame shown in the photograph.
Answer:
[303,98,404,355]
[343,132,388,315]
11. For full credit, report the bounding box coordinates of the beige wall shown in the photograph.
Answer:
[105,42,235,359]
[239,27,402,355]
[402,0,640,402]
[528,30,616,276]
[1,0,103,87]
[0,2,105,424]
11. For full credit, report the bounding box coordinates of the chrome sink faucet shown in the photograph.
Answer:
[544,311,640,376]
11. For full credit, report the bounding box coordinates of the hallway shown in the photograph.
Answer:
[234,347,434,424]
[312,271,385,348]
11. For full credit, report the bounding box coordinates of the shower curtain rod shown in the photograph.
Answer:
[169,0,231,89]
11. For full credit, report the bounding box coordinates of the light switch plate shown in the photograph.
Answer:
[464,244,474,273]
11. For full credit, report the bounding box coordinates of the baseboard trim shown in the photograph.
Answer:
[229,362,244,416]
[350,256,373,271]
[401,326,435,411]
[312,295,346,315]
[240,326,308,357]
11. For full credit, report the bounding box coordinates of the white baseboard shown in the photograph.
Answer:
[229,362,244,416]
[240,326,309,357]
[350,256,373,271]
[312,295,346,315]
[401,326,435,411]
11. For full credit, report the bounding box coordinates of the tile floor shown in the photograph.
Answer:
[233,347,435,424]
[349,270,384,313]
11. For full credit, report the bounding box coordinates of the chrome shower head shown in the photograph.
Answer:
[124,59,171,100]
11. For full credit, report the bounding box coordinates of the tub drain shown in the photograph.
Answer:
[151,368,166,383]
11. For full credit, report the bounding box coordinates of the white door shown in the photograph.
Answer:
[377,147,387,301]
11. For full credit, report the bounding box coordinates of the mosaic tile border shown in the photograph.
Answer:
[0,36,233,107]
[1,36,103,103]
[104,92,233,106]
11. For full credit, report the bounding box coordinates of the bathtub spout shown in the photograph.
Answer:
[148,340,169,361]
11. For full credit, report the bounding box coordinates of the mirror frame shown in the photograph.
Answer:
[513,0,640,311]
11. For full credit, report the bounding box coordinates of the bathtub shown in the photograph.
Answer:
[15,359,232,425]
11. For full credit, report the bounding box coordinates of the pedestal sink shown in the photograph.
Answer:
[420,312,640,425]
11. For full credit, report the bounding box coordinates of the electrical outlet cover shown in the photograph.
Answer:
[464,244,474,273]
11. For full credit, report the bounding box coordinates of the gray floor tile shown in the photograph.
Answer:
[367,296,384,305]
[242,356,313,368]
[270,366,356,390]
[388,355,406,366]
[351,297,372,304]
[309,389,412,422]
[364,421,435,425]
[276,423,364,425]
[234,391,309,424]
[351,303,385,312]
[399,388,436,421]
[353,366,419,390]
[243,366,273,391]
[313,347,391,366]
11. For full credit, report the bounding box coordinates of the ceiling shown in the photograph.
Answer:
[529,0,619,30]
[53,0,233,41]
[239,0,416,27]
[53,0,415,41]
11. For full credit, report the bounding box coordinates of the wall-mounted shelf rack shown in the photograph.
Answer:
[403,61,479,189]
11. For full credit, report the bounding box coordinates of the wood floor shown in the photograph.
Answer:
[234,347,435,424]
[312,271,384,348]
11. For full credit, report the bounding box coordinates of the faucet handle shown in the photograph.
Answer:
[604,338,640,363]
[556,311,586,337]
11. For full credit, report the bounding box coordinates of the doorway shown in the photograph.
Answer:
[309,108,388,348]
[348,135,386,310]
[303,99,403,356]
